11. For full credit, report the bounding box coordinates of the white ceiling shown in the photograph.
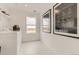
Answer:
[0,3,53,14]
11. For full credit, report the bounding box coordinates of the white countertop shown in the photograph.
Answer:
[0,30,20,33]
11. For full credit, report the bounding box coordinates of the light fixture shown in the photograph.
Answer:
[1,11,9,16]
[0,8,9,16]
[25,4,28,7]
[5,9,7,11]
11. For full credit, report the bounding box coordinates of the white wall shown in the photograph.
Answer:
[0,12,10,31]
[8,10,40,42]
[40,4,79,54]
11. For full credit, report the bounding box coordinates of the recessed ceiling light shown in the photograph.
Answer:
[5,9,7,11]
[25,4,28,7]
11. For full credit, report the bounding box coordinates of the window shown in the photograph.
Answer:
[26,17,36,33]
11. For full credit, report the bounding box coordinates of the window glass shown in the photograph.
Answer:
[26,17,36,33]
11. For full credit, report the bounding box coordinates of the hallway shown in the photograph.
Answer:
[18,41,55,55]
[0,3,79,55]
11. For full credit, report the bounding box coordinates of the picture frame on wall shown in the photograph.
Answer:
[53,3,79,39]
[42,9,51,33]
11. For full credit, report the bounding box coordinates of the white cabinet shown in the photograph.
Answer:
[0,32,18,55]
[0,31,22,55]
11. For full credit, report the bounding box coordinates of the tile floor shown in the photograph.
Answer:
[18,41,55,55]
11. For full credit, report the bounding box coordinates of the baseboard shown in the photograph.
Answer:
[22,40,40,43]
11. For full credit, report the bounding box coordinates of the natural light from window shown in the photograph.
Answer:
[26,17,36,33]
